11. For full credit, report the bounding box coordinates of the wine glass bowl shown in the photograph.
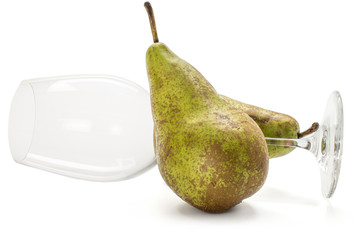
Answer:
[8,75,156,181]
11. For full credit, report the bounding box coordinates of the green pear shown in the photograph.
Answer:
[220,95,299,158]
[144,2,268,213]
[220,95,319,158]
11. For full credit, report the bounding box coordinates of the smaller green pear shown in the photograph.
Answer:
[220,95,319,158]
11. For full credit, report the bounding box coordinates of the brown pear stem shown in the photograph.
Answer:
[297,122,320,138]
[144,2,159,43]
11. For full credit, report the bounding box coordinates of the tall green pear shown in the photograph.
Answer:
[144,2,268,213]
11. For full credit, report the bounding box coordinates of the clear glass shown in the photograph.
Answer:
[8,75,156,181]
[9,75,344,198]
[266,91,344,198]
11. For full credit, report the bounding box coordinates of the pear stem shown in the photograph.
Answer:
[298,122,319,138]
[144,2,159,43]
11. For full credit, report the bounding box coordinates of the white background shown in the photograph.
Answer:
[0,0,359,239]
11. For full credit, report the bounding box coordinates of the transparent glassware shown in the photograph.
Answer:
[8,75,156,181]
[266,91,343,198]
[9,75,343,198]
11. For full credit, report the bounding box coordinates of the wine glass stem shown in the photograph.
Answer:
[265,137,313,151]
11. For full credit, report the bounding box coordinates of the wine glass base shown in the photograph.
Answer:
[317,91,344,198]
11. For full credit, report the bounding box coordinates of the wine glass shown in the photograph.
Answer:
[9,75,343,198]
